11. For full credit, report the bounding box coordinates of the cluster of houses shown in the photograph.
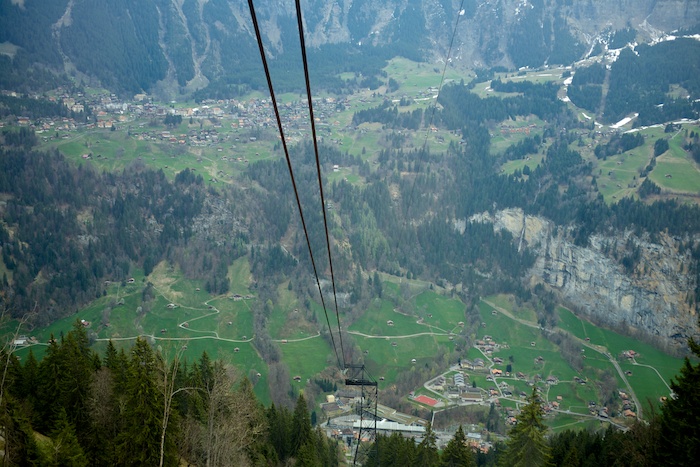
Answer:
[499,123,537,135]
[2,87,351,150]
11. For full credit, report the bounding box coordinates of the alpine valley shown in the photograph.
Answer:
[1,1,700,465]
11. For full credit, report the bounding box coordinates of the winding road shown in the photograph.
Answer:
[481,299,649,419]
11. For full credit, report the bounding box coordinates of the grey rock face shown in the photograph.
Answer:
[471,208,699,349]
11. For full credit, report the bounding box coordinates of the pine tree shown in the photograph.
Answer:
[48,409,89,467]
[656,332,700,465]
[103,339,118,369]
[116,338,170,466]
[36,335,62,431]
[292,394,312,457]
[19,348,39,406]
[267,403,292,463]
[441,425,474,467]
[297,439,321,466]
[0,394,43,466]
[500,388,552,467]
[416,421,440,466]
[58,322,95,443]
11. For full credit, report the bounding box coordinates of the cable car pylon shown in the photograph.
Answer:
[345,363,379,465]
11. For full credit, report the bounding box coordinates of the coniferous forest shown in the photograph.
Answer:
[0,322,338,466]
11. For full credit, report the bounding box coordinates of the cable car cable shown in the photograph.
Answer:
[247,0,342,369]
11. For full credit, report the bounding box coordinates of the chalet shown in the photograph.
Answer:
[13,336,28,346]
[546,375,558,385]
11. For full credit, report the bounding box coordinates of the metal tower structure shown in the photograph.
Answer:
[345,364,379,465]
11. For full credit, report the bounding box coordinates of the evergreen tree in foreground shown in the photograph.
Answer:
[500,388,552,467]
[416,422,440,466]
[656,330,700,466]
[441,425,475,467]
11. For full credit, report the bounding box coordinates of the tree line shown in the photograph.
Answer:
[0,322,339,466]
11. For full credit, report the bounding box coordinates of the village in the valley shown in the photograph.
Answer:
[319,331,641,454]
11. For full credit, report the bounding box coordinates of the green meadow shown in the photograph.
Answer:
[596,149,649,201]
[649,146,700,193]
[6,268,688,421]
[469,301,684,419]
[383,57,467,92]
[556,307,682,406]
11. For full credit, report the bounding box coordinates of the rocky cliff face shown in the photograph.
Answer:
[298,0,700,66]
[471,208,699,349]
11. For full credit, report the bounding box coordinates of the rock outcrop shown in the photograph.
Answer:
[471,208,699,349]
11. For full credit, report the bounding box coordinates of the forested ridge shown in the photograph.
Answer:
[568,38,700,125]
[4,75,700,328]
[2,0,697,99]
[0,135,246,326]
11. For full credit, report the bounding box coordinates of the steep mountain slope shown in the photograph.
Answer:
[474,208,699,348]
[1,0,698,96]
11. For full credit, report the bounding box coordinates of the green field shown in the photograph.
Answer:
[596,143,651,201]
[5,266,689,422]
[649,145,700,193]
[470,301,685,419]
[588,123,700,202]
[500,153,545,176]
[279,337,334,382]
[349,298,428,336]
[556,307,681,407]
[355,333,457,384]
[382,57,467,93]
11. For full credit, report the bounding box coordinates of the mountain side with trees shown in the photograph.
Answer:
[0,0,698,98]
